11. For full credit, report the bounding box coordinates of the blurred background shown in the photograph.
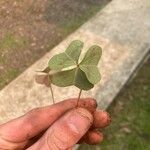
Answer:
[0,0,149,149]
[0,0,110,89]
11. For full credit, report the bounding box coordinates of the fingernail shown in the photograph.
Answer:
[67,108,93,134]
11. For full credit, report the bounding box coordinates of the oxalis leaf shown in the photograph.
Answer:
[37,41,102,92]
[50,68,93,90]
[79,65,101,84]
[65,40,83,63]
[74,68,94,90]
[80,45,102,65]
[48,40,83,70]
[79,45,102,84]
[50,69,76,87]
[48,52,75,70]
[35,40,103,107]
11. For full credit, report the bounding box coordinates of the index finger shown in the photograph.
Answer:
[0,98,96,143]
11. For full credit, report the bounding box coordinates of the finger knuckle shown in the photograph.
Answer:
[23,108,41,136]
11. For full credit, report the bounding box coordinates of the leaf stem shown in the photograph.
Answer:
[76,89,82,107]
[48,74,55,104]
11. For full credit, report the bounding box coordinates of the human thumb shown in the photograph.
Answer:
[28,108,93,150]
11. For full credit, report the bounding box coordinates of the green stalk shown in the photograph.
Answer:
[48,74,55,104]
[76,89,82,107]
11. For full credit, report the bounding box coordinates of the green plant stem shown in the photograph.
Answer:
[48,74,55,104]
[76,89,82,107]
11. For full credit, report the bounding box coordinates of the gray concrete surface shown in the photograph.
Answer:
[0,0,150,134]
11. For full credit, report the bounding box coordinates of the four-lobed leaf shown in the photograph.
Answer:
[37,40,102,91]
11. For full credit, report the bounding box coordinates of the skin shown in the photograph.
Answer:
[0,98,111,150]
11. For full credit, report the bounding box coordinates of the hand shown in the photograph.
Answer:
[0,98,111,150]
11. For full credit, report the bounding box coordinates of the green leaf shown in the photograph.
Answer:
[47,42,102,91]
[74,68,94,90]
[79,65,101,84]
[50,68,94,90]
[50,69,76,87]
[65,40,83,63]
[80,45,102,65]
[48,40,83,70]
[48,53,76,70]
[79,45,102,84]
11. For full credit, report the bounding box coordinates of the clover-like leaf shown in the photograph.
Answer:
[79,65,101,84]
[50,67,94,90]
[79,45,102,84]
[74,68,94,90]
[65,40,83,63]
[48,40,83,70]
[48,52,76,70]
[36,40,102,106]
[49,44,101,89]
[80,45,102,65]
[50,69,76,87]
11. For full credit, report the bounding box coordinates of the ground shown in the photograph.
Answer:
[0,0,110,89]
[79,57,150,150]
